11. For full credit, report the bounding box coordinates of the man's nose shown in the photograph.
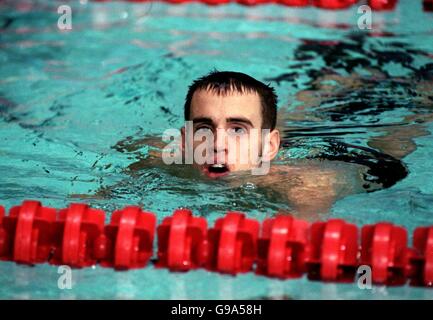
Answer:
[214,128,227,153]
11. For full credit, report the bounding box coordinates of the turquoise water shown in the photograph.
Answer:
[0,0,433,299]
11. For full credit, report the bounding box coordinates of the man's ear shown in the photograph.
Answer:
[264,129,280,161]
[180,126,185,153]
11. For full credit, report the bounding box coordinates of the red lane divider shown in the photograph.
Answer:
[1,201,56,264]
[369,0,398,10]
[95,206,156,270]
[156,209,207,271]
[0,206,6,259]
[201,0,231,5]
[256,215,309,279]
[50,203,105,268]
[90,0,433,12]
[360,222,411,285]
[411,226,433,286]
[164,0,194,3]
[312,0,356,9]
[94,0,403,10]
[0,200,432,288]
[277,0,310,6]
[237,0,272,6]
[307,219,358,282]
[206,212,259,274]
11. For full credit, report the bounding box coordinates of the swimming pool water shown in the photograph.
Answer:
[0,0,432,299]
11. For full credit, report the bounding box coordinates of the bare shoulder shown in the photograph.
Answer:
[271,159,365,187]
[263,159,367,218]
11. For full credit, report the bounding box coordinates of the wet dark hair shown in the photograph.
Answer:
[184,70,278,130]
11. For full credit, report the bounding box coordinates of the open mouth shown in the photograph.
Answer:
[204,164,230,178]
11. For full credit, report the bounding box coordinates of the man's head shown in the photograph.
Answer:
[181,70,280,178]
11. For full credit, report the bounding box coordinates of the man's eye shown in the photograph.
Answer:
[228,127,247,135]
[195,126,212,133]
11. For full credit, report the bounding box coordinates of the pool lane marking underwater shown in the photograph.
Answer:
[0,200,432,287]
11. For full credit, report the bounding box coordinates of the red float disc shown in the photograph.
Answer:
[322,220,358,281]
[167,209,190,268]
[93,234,110,261]
[313,0,356,9]
[158,209,208,270]
[51,203,105,267]
[165,0,195,3]
[371,223,393,283]
[217,213,242,273]
[237,0,272,6]
[307,219,358,282]
[115,207,140,268]
[413,226,433,286]
[362,223,408,285]
[13,201,39,263]
[103,206,156,269]
[259,215,309,278]
[0,206,6,258]
[369,0,398,10]
[425,228,433,285]
[321,220,345,281]
[211,212,259,274]
[200,0,231,5]
[267,216,291,276]
[10,200,56,264]
[62,204,86,265]
[277,0,310,6]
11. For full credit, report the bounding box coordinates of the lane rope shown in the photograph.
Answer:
[0,200,432,287]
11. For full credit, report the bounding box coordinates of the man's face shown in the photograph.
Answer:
[182,89,279,178]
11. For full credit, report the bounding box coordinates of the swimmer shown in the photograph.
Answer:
[176,71,370,218]
[87,70,375,220]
